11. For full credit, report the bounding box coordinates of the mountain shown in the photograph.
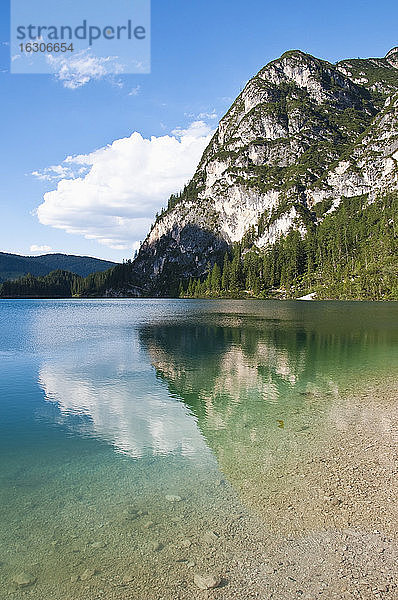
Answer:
[3,48,397,300]
[0,252,117,283]
[93,47,398,299]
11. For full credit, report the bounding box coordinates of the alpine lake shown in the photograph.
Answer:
[0,299,397,599]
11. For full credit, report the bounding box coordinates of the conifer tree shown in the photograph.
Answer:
[210,263,221,292]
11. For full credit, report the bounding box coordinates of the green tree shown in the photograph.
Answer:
[210,263,221,293]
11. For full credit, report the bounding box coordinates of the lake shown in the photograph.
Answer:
[1,299,398,599]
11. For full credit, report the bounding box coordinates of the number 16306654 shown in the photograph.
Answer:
[19,42,74,53]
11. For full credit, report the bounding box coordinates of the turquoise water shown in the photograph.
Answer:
[1,299,398,599]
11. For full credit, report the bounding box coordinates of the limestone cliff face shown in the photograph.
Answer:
[132,49,398,294]
[308,93,398,209]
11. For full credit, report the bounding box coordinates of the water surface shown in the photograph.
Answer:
[1,299,397,599]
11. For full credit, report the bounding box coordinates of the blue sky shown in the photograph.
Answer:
[1,0,397,262]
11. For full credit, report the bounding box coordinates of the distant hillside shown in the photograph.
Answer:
[0,252,117,282]
[0,263,131,298]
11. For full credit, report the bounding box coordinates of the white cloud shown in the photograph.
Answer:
[32,163,79,182]
[171,120,214,138]
[30,244,53,253]
[113,78,124,89]
[35,121,214,250]
[197,110,218,120]
[185,109,218,121]
[128,84,141,96]
[46,49,124,89]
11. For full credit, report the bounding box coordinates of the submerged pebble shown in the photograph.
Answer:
[151,541,163,551]
[143,521,154,529]
[165,494,182,503]
[12,572,36,588]
[203,530,219,544]
[193,573,222,590]
[80,568,97,581]
[123,507,139,519]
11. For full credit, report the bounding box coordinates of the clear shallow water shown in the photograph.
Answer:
[1,299,398,599]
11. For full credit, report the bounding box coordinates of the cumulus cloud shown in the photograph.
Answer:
[35,121,214,251]
[30,244,53,253]
[46,49,124,89]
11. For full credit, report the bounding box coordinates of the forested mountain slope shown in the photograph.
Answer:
[96,48,398,299]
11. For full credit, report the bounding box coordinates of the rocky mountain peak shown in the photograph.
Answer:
[127,48,398,295]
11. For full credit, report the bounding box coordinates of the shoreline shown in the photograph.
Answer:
[1,295,398,303]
